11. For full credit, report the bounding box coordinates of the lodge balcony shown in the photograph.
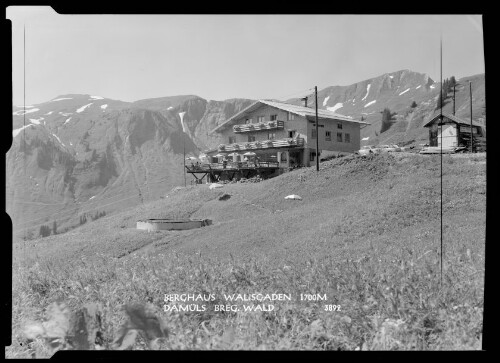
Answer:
[233,120,284,133]
[186,161,280,173]
[218,137,304,152]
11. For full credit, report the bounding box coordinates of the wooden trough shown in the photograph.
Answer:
[137,218,212,232]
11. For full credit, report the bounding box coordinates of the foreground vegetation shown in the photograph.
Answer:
[8,153,485,355]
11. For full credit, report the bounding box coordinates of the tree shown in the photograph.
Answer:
[39,225,51,238]
[52,221,57,235]
[449,76,456,91]
[435,76,457,110]
[380,108,397,133]
[411,101,417,108]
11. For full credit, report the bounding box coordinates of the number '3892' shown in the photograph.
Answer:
[324,305,341,311]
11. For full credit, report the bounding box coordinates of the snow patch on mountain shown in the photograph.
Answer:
[327,102,343,113]
[29,117,44,125]
[13,108,40,116]
[52,133,65,146]
[430,85,436,89]
[100,104,108,109]
[90,95,104,100]
[76,103,93,113]
[12,124,34,137]
[364,100,376,108]
[323,96,330,106]
[399,88,410,96]
[389,75,394,79]
[64,117,72,124]
[167,106,173,110]
[45,111,54,115]
[362,84,371,101]
[51,98,73,102]
[362,137,370,140]
[416,85,421,90]
[59,112,73,117]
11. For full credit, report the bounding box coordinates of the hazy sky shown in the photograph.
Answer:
[8,8,484,106]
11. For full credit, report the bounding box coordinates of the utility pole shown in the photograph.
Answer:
[470,82,473,153]
[452,84,456,116]
[315,86,319,172]
[179,112,187,187]
[439,36,443,286]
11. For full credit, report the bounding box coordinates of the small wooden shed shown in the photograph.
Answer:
[423,113,485,149]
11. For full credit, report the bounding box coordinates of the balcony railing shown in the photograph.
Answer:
[233,120,284,133]
[186,161,280,172]
[218,137,304,152]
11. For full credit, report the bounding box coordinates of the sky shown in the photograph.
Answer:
[8,8,485,106]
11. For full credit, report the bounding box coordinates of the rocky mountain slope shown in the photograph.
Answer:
[8,70,485,239]
[8,95,253,238]
[288,69,485,146]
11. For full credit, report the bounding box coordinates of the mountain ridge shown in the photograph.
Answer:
[8,69,485,239]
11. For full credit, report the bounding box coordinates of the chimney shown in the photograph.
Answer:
[301,96,308,108]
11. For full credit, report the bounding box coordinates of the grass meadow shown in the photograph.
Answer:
[8,152,485,355]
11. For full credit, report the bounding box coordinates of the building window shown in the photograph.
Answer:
[345,133,350,143]
[337,122,343,129]
[229,136,236,144]
[248,135,255,142]
[245,118,252,124]
[288,112,295,121]
[280,153,287,162]
[325,131,331,141]
[310,152,316,162]
[337,132,342,142]
[288,130,296,138]
[268,132,276,140]
[270,114,277,121]
[257,116,265,123]
[311,129,317,139]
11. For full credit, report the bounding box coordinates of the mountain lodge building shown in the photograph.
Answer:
[188,100,369,183]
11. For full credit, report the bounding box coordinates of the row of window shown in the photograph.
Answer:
[229,130,299,144]
[229,130,349,144]
[312,130,350,143]
[244,112,295,124]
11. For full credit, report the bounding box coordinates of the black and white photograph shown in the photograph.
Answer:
[5,8,486,355]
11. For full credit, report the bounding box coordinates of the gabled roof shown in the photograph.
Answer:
[423,113,484,128]
[210,99,369,134]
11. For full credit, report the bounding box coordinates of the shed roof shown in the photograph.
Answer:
[210,99,369,134]
[423,113,484,128]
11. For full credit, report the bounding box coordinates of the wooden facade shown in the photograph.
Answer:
[205,100,369,170]
[424,113,486,151]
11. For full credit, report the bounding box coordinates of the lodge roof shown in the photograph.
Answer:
[210,99,369,134]
[423,113,484,128]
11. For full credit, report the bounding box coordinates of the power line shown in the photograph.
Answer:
[12,178,178,231]
[14,181,184,236]
[13,193,142,234]
[272,87,315,101]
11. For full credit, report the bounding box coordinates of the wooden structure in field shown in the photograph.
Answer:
[423,113,486,151]
[137,218,212,231]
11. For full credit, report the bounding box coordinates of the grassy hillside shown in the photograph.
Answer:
[9,152,485,355]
